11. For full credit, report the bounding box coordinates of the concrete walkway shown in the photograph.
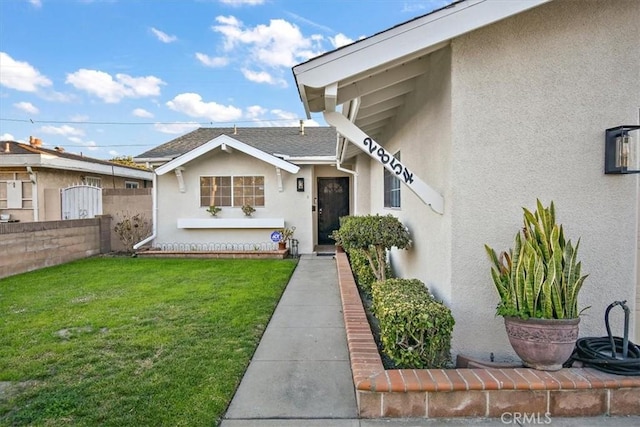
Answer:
[220,255,640,427]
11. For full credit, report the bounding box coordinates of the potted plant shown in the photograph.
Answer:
[241,204,255,217]
[278,226,296,250]
[485,200,589,370]
[206,205,221,217]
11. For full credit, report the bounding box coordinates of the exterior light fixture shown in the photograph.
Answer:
[605,126,640,174]
[297,177,305,192]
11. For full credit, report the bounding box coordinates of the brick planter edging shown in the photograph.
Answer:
[335,252,640,418]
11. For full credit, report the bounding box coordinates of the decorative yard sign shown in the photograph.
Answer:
[323,111,444,214]
[270,231,282,242]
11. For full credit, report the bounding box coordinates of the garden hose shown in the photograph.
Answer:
[569,301,640,376]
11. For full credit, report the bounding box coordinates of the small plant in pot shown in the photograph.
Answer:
[485,200,589,371]
[241,204,256,217]
[206,205,222,217]
[277,226,295,250]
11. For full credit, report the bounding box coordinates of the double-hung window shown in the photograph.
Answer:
[383,151,401,209]
[200,175,264,207]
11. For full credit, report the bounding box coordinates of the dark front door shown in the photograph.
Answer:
[317,177,350,245]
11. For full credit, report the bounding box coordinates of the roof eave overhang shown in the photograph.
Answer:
[292,0,552,113]
[0,154,153,180]
[155,134,300,176]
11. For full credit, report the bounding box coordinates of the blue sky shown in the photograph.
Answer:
[0,0,451,159]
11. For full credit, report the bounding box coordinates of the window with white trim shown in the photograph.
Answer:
[384,151,401,208]
[125,181,139,189]
[200,175,264,207]
[85,176,102,187]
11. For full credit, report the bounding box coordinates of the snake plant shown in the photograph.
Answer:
[485,200,589,319]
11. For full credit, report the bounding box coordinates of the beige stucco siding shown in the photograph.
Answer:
[448,0,639,359]
[369,46,453,303]
[156,149,315,252]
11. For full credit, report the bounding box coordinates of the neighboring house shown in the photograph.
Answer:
[0,137,153,222]
[133,125,345,254]
[293,0,640,359]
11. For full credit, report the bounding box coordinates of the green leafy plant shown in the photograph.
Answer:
[485,200,589,319]
[241,204,256,217]
[278,226,296,242]
[330,214,411,281]
[347,248,391,295]
[206,205,222,216]
[371,278,454,368]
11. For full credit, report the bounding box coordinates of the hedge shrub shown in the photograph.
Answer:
[330,214,411,281]
[371,278,454,369]
[347,248,391,295]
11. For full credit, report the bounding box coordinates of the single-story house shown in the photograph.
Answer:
[292,0,640,359]
[0,137,153,222]
[133,125,346,254]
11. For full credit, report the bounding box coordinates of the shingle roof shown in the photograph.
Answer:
[134,126,337,160]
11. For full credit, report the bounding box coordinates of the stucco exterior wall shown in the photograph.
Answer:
[155,149,315,253]
[448,0,639,360]
[369,46,453,303]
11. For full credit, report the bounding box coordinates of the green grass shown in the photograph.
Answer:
[0,256,297,426]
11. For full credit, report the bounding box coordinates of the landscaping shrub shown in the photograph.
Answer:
[330,214,411,281]
[371,278,454,369]
[347,248,391,294]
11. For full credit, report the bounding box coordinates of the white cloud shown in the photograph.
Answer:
[132,108,154,118]
[241,69,287,87]
[219,0,265,6]
[27,0,42,8]
[39,125,85,137]
[1,133,16,141]
[109,149,119,157]
[246,105,267,119]
[211,16,325,86]
[330,33,354,48]
[151,27,177,43]
[166,93,242,122]
[154,122,200,135]
[14,101,39,114]
[195,53,229,68]
[0,52,52,92]
[66,69,165,103]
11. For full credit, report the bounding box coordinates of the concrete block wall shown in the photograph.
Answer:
[0,217,111,279]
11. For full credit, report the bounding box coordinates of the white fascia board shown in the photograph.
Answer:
[0,153,153,180]
[293,0,552,90]
[155,134,300,176]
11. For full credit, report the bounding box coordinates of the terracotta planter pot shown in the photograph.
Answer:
[278,241,286,250]
[504,316,580,371]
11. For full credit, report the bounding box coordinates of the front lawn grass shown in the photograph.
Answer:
[0,257,297,426]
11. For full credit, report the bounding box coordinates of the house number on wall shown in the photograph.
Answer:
[363,138,414,184]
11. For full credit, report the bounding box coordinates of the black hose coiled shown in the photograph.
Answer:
[571,336,640,375]
[568,301,640,376]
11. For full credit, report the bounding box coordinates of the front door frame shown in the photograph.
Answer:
[316,176,350,245]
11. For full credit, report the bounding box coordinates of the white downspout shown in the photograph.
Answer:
[26,167,38,221]
[133,173,157,250]
[335,134,358,213]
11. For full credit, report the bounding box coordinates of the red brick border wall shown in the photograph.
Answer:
[335,252,640,418]
[0,217,111,279]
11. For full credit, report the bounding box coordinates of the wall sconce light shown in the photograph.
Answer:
[297,177,305,192]
[605,125,640,174]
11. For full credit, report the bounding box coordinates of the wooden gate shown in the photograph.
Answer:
[61,184,103,220]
